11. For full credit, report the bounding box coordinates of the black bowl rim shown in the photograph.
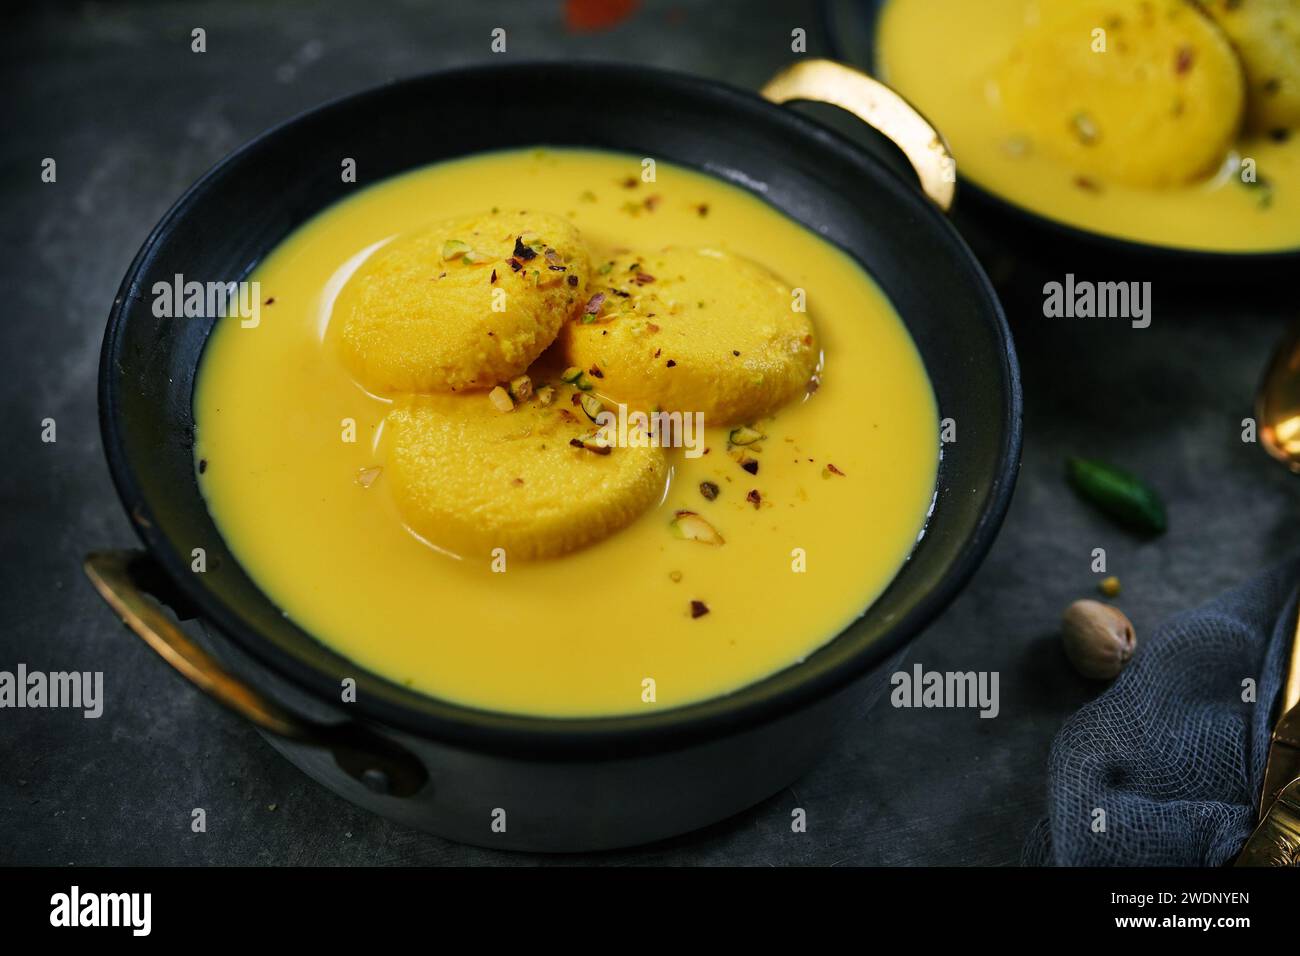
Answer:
[822,0,1300,266]
[99,60,1023,758]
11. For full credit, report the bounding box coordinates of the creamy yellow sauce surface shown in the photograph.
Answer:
[877,0,1300,252]
[193,148,938,717]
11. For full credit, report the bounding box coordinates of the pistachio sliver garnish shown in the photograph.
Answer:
[488,386,514,412]
[535,385,556,407]
[669,510,724,546]
[728,425,765,447]
[583,292,607,322]
[560,366,594,391]
[579,392,605,422]
[508,375,533,402]
[569,434,611,455]
[441,239,471,261]
[1070,111,1099,146]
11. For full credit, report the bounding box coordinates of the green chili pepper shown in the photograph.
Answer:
[1065,457,1167,535]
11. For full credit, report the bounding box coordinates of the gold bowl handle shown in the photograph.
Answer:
[760,58,956,212]
[84,550,427,797]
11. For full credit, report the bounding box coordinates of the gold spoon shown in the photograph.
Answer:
[1235,327,1300,864]
[1258,322,1300,475]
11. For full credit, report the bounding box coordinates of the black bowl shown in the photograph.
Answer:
[93,61,1021,850]
[822,0,1300,281]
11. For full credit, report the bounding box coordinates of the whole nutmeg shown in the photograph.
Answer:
[1062,599,1136,680]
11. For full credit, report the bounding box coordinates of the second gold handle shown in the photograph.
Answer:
[760,59,956,212]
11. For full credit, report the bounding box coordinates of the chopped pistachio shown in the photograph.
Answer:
[579,393,605,422]
[508,375,533,402]
[729,425,765,447]
[670,510,724,546]
[561,366,594,391]
[488,386,514,412]
[569,433,611,455]
[1071,111,1099,146]
[535,385,556,407]
[441,239,471,261]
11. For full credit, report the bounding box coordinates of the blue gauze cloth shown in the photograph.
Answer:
[1024,557,1298,866]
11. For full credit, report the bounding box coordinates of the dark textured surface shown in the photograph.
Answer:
[1,0,1296,866]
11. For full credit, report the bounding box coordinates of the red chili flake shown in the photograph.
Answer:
[263,297,275,306]
[1175,45,1194,75]
[690,600,710,619]
[567,274,579,286]
[826,463,846,476]
[509,258,523,272]
[621,176,639,188]
[695,203,709,217]
[513,237,537,261]
[666,359,677,368]
[740,458,759,475]
[1073,175,1101,193]
[585,292,606,314]
[490,270,498,283]
[643,194,661,211]
[633,272,656,285]
[803,334,813,346]
[646,323,660,333]
[746,489,762,508]
[653,348,662,358]
[588,364,604,379]
[732,350,740,356]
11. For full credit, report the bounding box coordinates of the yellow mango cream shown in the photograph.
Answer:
[877,0,1300,252]
[193,147,939,717]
